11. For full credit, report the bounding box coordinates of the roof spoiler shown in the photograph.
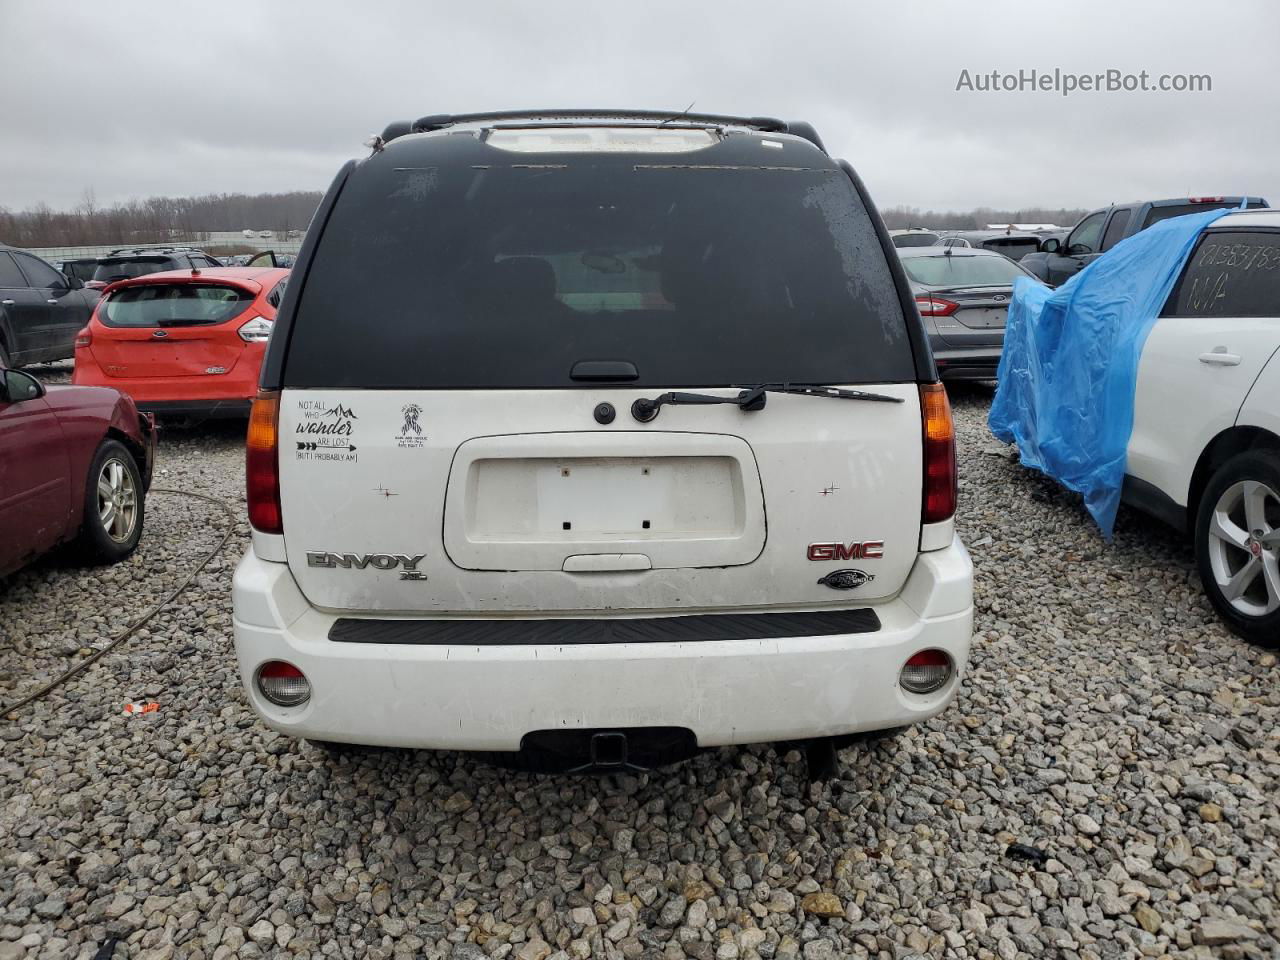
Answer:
[376,110,826,153]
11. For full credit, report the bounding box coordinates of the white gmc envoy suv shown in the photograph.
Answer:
[232,109,974,775]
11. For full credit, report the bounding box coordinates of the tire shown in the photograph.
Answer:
[0,336,10,368]
[1194,450,1280,644]
[74,439,145,564]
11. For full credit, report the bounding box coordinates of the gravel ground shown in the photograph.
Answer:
[1,378,1278,960]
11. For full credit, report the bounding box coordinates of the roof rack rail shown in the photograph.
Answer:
[106,243,206,254]
[377,110,828,153]
[408,109,788,134]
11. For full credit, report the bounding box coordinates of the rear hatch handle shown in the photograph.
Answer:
[631,382,903,422]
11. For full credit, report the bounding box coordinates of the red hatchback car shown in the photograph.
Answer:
[73,266,290,417]
[0,365,155,578]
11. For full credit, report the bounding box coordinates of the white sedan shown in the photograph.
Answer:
[1126,207,1280,642]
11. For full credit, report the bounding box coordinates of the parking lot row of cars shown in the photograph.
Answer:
[0,244,290,580]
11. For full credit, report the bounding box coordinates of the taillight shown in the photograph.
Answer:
[920,382,957,524]
[246,390,282,533]
[74,327,92,348]
[238,317,274,343]
[914,295,959,317]
[1188,196,1225,204]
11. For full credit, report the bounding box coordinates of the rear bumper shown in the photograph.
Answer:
[133,398,252,418]
[232,539,974,751]
[73,351,260,417]
[932,346,1003,381]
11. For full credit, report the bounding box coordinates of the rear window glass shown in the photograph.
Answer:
[892,233,939,248]
[94,258,171,282]
[1143,200,1266,229]
[900,254,1026,287]
[1164,231,1280,318]
[284,155,912,388]
[979,238,1040,260]
[61,260,99,282]
[102,285,253,328]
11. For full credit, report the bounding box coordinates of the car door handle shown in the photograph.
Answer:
[1,299,14,305]
[46,299,59,304]
[1199,351,1242,366]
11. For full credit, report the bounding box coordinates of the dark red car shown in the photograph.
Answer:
[0,365,156,578]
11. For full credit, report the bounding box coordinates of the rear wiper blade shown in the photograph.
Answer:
[630,382,902,422]
[743,382,905,405]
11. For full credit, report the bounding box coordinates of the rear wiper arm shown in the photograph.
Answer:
[630,382,902,422]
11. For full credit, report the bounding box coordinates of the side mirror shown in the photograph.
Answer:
[68,276,85,290]
[2,369,45,403]
[1040,237,1061,254]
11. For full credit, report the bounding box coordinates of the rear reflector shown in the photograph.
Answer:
[920,382,957,525]
[246,390,283,534]
[256,660,310,706]
[900,649,952,694]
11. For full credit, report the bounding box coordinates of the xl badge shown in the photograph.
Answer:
[817,569,876,590]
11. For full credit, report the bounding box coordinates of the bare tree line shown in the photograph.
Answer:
[882,205,1088,231]
[0,190,324,247]
[0,189,1088,248]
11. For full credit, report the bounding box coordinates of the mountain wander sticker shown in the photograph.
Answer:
[296,400,359,462]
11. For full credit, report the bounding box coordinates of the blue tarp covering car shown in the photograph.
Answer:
[988,208,1233,537]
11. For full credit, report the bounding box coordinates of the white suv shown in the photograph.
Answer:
[1126,207,1280,641]
[232,110,974,773]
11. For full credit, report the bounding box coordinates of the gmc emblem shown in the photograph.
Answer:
[807,541,884,561]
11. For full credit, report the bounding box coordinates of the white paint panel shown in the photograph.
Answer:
[277,385,924,613]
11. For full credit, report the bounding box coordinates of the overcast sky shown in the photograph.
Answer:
[3,0,1277,214]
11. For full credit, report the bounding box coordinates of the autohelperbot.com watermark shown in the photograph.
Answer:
[955,68,1212,97]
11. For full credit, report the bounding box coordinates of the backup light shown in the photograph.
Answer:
[899,649,953,694]
[256,661,310,707]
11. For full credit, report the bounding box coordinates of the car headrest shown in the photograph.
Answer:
[492,256,558,304]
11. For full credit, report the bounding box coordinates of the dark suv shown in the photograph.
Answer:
[1022,197,1269,286]
[88,247,223,289]
[0,244,99,366]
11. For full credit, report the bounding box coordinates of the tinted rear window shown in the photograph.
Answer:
[102,284,254,328]
[284,151,912,388]
[892,233,939,248]
[901,254,1027,287]
[1164,230,1280,318]
[62,260,99,282]
[1143,200,1266,229]
[979,238,1040,260]
[94,258,171,282]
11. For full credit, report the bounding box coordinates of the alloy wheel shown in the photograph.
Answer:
[97,458,138,543]
[1206,479,1280,618]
